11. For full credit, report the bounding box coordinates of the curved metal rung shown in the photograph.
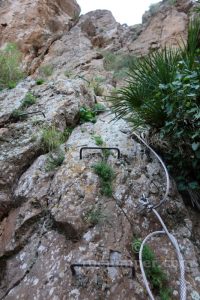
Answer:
[70,261,135,278]
[80,146,121,160]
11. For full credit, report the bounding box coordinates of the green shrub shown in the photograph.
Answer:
[109,17,200,205]
[79,106,96,123]
[0,43,24,90]
[21,92,36,109]
[109,47,180,128]
[132,239,172,300]
[10,92,36,121]
[10,109,27,121]
[93,161,115,197]
[41,126,66,152]
[84,206,105,226]
[36,78,45,85]
[79,104,106,124]
[39,65,53,77]
[92,135,104,146]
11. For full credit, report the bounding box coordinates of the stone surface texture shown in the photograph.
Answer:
[0,0,199,299]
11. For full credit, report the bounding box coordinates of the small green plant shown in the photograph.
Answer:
[84,206,105,226]
[93,82,104,96]
[103,51,135,72]
[92,161,115,197]
[10,92,37,122]
[20,92,36,109]
[79,106,96,123]
[93,103,107,114]
[8,82,18,89]
[102,148,111,161]
[79,103,106,124]
[36,78,45,85]
[90,78,105,96]
[63,127,73,140]
[45,151,65,171]
[64,70,73,78]
[0,43,24,90]
[39,64,53,77]
[10,109,27,121]
[92,135,104,146]
[41,126,66,152]
[132,239,172,300]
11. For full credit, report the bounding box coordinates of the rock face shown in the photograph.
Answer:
[0,0,80,72]
[0,0,200,299]
[127,0,192,55]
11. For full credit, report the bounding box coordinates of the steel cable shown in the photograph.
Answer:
[132,132,186,300]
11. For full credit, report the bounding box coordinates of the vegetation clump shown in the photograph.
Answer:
[103,51,135,80]
[20,92,36,109]
[84,206,106,226]
[36,78,45,85]
[41,126,73,171]
[79,106,96,123]
[45,151,65,171]
[41,126,66,152]
[92,135,104,146]
[109,17,200,208]
[93,103,107,113]
[64,70,73,78]
[10,92,37,121]
[92,161,115,197]
[11,109,27,121]
[90,77,105,96]
[0,43,24,90]
[79,103,106,124]
[132,239,172,300]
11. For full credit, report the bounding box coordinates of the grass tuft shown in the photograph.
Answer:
[93,161,115,197]
[92,135,104,146]
[36,78,45,85]
[45,151,65,171]
[132,239,172,300]
[0,43,24,90]
[20,92,36,109]
[84,206,106,226]
[41,126,66,152]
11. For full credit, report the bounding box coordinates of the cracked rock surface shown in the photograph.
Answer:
[0,0,200,299]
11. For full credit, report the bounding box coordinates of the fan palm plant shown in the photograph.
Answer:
[109,48,181,129]
[109,16,200,209]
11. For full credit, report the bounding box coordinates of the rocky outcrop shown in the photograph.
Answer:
[127,0,192,55]
[0,0,199,299]
[0,0,80,72]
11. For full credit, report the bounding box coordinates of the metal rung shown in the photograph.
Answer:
[70,261,135,278]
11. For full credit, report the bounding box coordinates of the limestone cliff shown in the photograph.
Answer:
[0,0,199,299]
[0,0,80,72]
